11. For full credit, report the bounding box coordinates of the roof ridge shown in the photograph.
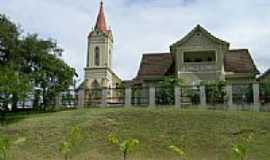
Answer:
[229,49,249,51]
[143,52,170,55]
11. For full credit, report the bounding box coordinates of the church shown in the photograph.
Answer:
[83,1,122,90]
[83,1,259,91]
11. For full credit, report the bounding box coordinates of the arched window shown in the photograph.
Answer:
[94,47,100,66]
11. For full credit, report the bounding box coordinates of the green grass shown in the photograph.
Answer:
[1,107,270,160]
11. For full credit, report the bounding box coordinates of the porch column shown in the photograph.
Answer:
[125,88,132,107]
[175,87,181,108]
[253,83,260,112]
[149,87,156,107]
[78,89,85,108]
[101,88,107,108]
[200,85,206,106]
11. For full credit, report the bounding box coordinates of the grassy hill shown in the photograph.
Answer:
[0,108,270,160]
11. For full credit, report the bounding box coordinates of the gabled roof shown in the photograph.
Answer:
[171,25,229,48]
[224,49,259,74]
[135,53,174,80]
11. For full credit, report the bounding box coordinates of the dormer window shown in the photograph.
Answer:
[183,50,216,63]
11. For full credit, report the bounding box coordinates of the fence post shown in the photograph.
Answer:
[200,85,206,107]
[175,87,181,108]
[101,88,107,108]
[149,87,156,107]
[253,83,260,112]
[78,89,85,108]
[226,85,233,108]
[125,87,132,107]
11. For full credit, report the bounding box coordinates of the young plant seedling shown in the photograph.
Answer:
[0,136,26,160]
[108,134,139,160]
[59,126,82,160]
[232,132,254,160]
[169,145,190,160]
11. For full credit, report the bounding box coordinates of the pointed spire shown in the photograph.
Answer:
[95,0,108,32]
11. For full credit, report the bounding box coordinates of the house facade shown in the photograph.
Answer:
[132,25,259,86]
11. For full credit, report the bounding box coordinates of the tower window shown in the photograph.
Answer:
[95,46,100,66]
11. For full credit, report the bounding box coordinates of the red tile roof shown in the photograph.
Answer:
[224,49,259,74]
[95,1,108,32]
[135,49,258,80]
[135,53,174,80]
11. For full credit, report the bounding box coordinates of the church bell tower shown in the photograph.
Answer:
[85,1,115,89]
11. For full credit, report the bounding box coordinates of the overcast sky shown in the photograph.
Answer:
[1,0,270,82]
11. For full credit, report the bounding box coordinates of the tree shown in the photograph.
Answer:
[0,14,76,111]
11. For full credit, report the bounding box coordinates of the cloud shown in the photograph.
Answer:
[1,0,270,81]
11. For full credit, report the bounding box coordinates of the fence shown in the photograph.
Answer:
[75,82,270,112]
[8,82,263,112]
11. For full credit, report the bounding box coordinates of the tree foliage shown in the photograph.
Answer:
[156,76,183,105]
[203,80,226,105]
[0,14,76,112]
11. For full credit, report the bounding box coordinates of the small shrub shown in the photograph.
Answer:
[232,132,254,160]
[108,134,139,160]
[0,136,26,160]
[59,126,82,160]
[0,136,9,160]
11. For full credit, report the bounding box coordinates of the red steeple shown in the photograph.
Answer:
[95,1,108,32]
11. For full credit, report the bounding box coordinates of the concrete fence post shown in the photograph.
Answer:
[149,87,156,107]
[78,89,85,108]
[200,85,206,107]
[125,88,132,107]
[101,88,107,108]
[226,85,233,108]
[175,87,181,108]
[253,83,260,112]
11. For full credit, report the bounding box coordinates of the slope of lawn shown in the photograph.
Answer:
[0,107,270,160]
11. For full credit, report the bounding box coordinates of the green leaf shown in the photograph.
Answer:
[108,134,119,145]
[169,145,185,156]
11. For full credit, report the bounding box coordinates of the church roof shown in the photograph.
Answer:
[95,1,108,32]
[224,49,259,74]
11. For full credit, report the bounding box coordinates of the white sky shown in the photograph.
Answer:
[1,0,270,83]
